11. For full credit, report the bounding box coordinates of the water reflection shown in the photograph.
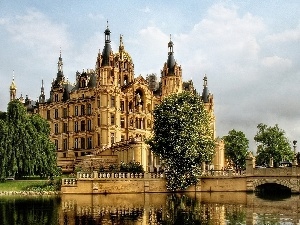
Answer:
[0,195,61,224]
[0,193,300,224]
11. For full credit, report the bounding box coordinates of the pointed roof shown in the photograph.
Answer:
[10,70,17,90]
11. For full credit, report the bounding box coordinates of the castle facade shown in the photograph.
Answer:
[9,25,224,173]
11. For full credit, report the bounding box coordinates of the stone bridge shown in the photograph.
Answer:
[245,166,300,193]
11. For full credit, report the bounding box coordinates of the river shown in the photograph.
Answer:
[0,192,299,224]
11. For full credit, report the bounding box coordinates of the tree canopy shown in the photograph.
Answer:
[223,129,249,169]
[0,100,58,179]
[147,92,215,191]
[254,123,294,166]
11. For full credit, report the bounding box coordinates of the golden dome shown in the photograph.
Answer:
[115,50,132,63]
[10,80,16,90]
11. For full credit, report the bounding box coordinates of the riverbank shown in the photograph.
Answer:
[0,179,61,195]
[0,190,60,195]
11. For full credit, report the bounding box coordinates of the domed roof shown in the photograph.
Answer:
[115,50,132,63]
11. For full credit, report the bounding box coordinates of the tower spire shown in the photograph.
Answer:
[202,74,209,103]
[102,22,112,66]
[39,79,45,103]
[56,48,64,82]
[167,34,175,74]
[10,70,17,101]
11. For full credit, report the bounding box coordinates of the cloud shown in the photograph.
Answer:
[138,6,151,13]
[262,55,292,68]
[130,3,300,150]
[266,26,300,42]
[2,8,72,59]
[88,13,104,21]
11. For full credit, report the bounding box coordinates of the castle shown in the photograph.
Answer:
[9,25,224,173]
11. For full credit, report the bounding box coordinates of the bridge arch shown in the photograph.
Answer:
[252,178,295,194]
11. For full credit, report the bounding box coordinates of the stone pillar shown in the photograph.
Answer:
[246,152,255,175]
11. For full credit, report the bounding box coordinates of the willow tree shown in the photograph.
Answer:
[4,100,57,178]
[147,92,215,191]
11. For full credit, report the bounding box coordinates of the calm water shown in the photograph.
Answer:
[0,192,299,224]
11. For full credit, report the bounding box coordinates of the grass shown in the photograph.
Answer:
[0,179,61,192]
[0,180,47,191]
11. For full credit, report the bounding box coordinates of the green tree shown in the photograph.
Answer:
[254,123,293,166]
[147,92,215,191]
[223,129,249,169]
[0,119,8,180]
[2,100,57,178]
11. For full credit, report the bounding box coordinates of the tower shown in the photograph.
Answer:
[9,70,17,101]
[161,35,182,97]
[50,50,66,102]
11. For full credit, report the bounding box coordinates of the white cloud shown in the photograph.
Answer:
[3,9,72,59]
[138,6,151,13]
[266,26,300,42]
[88,13,104,21]
[262,55,292,68]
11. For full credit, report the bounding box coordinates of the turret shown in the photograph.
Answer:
[101,22,112,67]
[202,75,209,103]
[161,35,182,97]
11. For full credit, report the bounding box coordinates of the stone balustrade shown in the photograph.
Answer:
[63,178,77,186]
[74,171,165,180]
[201,170,245,177]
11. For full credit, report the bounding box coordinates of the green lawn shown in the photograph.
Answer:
[0,180,60,192]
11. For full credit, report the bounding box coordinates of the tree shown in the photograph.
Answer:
[223,129,249,169]
[254,123,293,166]
[147,92,215,191]
[1,100,58,179]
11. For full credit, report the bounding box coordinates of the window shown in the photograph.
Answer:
[81,120,86,131]
[63,123,68,133]
[75,106,78,116]
[87,104,92,115]
[111,96,115,108]
[74,121,78,132]
[63,108,68,118]
[87,137,92,149]
[81,137,85,149]
[54,109,58,119]
[54,124,59,134]
[121,117,125,128]
[97,98,100,108]
[81,80,85,88]
[120,101,125,112]
[74,138,78,149]
[47,110,51,119]
[81,105,85,116]
[97,115,101,126]
[110,133,115,144]
[54,140,58,150]
[110,113,115,125]
[121,135,125,142]
[87,120,92,131]
[97,133,100,146]
[63,139,67,151]
[54,94,59,102]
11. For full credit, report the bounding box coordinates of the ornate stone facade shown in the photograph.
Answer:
[11,25,224,173]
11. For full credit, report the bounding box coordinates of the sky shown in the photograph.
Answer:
[0,0,299,151]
